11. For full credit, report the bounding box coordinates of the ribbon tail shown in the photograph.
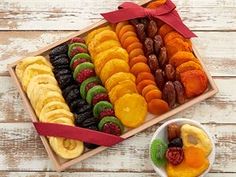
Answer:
[33,122,124,147]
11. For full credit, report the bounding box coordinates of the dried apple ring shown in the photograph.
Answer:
[130,62,151,76]
[127,42,143,53]
[129,55,148,68]
[158,24,174,39]
[170,51,200,68]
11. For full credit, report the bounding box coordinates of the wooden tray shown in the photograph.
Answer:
[7,0,218,172]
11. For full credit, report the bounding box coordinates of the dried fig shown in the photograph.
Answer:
[155,69,165,90]
[173,81,185,104]
[153,35,163,56]
[167,123,181,141]
[165,64,175,81]
[147,20,158,38]
[158,47,168,68]
[163,81,176,108]
[148,54,159,73]
[144,37,154,56]
[135,23,147,42]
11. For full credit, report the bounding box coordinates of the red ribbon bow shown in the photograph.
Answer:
[33,122,124,147]
[101,0,196,38]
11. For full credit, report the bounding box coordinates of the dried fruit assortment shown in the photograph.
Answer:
[16,56,84,159]
[150,123,213,177]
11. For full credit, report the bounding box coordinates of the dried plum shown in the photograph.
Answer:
[168,138,183,148]
[49,44,68,58]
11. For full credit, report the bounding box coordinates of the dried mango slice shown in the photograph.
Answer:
[86,26,112,45]
[115,93,147,128]
[148,99,169,115]
[176,61,202,79]
[158,24,174,39]
[100,59,130,84]
[109,80,137,104]
[166,38,191,58]
[184,146,206,168]
[169,51,200,68]
[105,72,136,92]
[180,70,208,98]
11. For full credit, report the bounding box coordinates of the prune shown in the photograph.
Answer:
[62,84,79,98]
[165,64,175,81]
[57,74,73,89]
[163,81,176,108]
[84,125,99,149]
[144,37,154,56]
[147,20,158,38]
[148,54,159,73]
[155,69,165,90]
[153,35,163,56]
[53,64,69,72]
[81,117,98,128]
[69,99,87,111]
[74,111,93,126]
[55,69,71,78]
[65,89,81,104]
[168,138,183,148]
[50,54,67,63]
[166,147,184,165]
[51,57,69,66]
[49,44,68,58]
[167,123,181,141]
[158,47,168,68]
[76,104,92,114]
[173,81,185,104]
[135,23,147,42]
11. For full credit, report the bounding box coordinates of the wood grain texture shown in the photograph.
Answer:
[1,31,236,76]
[0,0,236,30]
[0,122,235,173]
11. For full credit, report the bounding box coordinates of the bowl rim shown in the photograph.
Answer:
[149,118,216,177]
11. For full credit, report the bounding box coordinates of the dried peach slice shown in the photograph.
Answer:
[169,51,200,68]
[105,72,136,92]
[180,70,208,98]
[115,93,147,128]
[136,72,155,84]
[176,61,202,79]
[115,21,129,35]
[100,59,130,84]
[123,36,139,49]
[142,85,159,97]
[145,89,162,102]
[109,80,137,104]
[127,42,143,53]
[130,62,151,76]
[166,38,191,58]
[120,31,137,45]
[148,99,169,115]
[129,55,147,68]
[136,79,156,94]
[94,47,129,75]
[158,24,174,39]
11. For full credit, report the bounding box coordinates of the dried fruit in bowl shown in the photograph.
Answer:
[114,93,147,128]
[150,139,168,167]
[184,146,207,168]
[180,70,208,98]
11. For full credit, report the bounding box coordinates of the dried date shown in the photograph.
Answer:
[155,69,165,90]
[167,123,181,141]
[163,81,176,108]
[148,54,159,73]
[153,35,163,56]
[144,37,154,56]
[136,23,147,42]
[158,47,168,68]
[165,64,176,81]
[147,20,158,38]
[173,81,185,104]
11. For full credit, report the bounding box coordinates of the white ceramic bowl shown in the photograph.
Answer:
[149,118,215,177]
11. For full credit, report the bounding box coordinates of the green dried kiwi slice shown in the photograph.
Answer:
[70,53,91,68]
[73,62,94,79]
[150,139,168,167]
[68,43,87,58]
[80,76,101,99]
[98,116,124,134]
[86,85,107,104]
[93,101,113,118]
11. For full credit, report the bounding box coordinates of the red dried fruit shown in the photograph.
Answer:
[166,147,184,165]
[99,108,115,119]
[76,69,95,83]
[85,82,98,92]
[103,123,122,136]
[70,37,85,44]
[92,93,109,105]
[70,47,88,58]
[71,58,88,70]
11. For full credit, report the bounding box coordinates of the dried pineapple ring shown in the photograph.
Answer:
[114,93,147,128]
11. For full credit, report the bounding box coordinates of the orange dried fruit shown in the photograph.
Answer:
[170,51,200,68]
[176,61,202,79]
[166,38,191,58]
[148,99,169,115]
[145,89,162,102]
[142,85,159,97]
[146,0,167,8]
[115,21,129,35]
[120,31,137,45]
[86,26,112,45]
[105,72,136,92]
[91,30,118,47]
[130,62,151,76]
[108,80,137,104]
[184,146,206,168]
[100,59,130,84]
[129,48,144,59]
[158,24,174,39]
[136,72,155,84]
[115,93,147,128]
[164,31,184,44]
[127,42,143,53]
[129,55,147,68]
[136,79,156,94]
[180,70,208,98]
[123,36,140,49]
[118,25,135,39]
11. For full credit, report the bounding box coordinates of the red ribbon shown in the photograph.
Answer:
[101,0,196,38]
[33,122,124,147]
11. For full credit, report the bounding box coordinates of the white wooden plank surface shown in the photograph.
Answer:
[0,123,235,173]
[1,32,236,76]
[0,0,236,30]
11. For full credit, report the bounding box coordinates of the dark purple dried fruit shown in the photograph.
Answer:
[168,138,183,148]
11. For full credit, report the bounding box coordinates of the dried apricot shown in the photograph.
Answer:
[127,42,143,53]
[180,70,208,98]
[130,62,151,76]
[129,55,147,68]
[184,146,206,168]
[176,61,202,79]
[129,48,144,59]
[115,21,129,35]
[146,0,167,8]
[158,24,174,39]
[147,99,169,115]
[136,79,156,94]
[123,36,139,49]
[145,89,162,102]
[142,85,159,97]
[166,38,191,58]
[136,72,155,84]
[119,25,135,39]
[120,31,137,45]
[114,93,147,128]
[169,51,200,68]
[164,31,184,44]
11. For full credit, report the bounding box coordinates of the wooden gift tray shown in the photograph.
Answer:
[7,0,218,172]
